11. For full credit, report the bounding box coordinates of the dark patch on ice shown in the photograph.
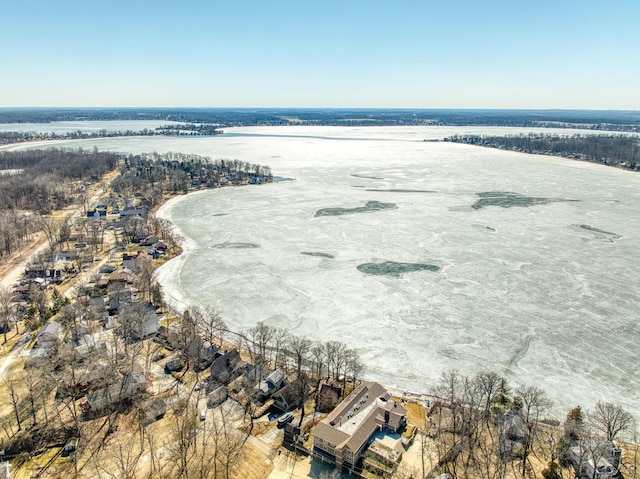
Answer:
[273,176,295,182]
[472,191,577,210]
[315,200,397,217]
[351,174,384,180]
[364,189,437,193]
[576,224,621,241]
[212,242,260,249]
[357,261,440,277]
[300,251,335,259]
[212,213,229,217]
[473,224,496,232]
[506,330,536,369]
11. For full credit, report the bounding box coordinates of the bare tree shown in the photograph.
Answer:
[514,384,552,479]
[210,402,251,479]
[35,213,60,260]
[344,348,365,392]
[2,377,23,431]
[572,432,613,479]
[589,401,635,442]
[310,340,326,383]
[200,305,227,348]
[167,398,199,478]
[24,366,42,427]
[287,334,311,378]
[0,286,14,343]
[476,371,503,424]
[136,257,155,303]
[271,327,289,369]
[247,323,275,380]
[325,340,346,383]
[92,440,143,479]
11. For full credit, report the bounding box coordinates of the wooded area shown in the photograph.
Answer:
[445,133,640,171]
[1,107,638,130]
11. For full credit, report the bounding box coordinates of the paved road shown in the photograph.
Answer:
[0,331,33,380]
[0,171,117,290]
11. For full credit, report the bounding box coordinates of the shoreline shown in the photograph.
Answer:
[152,188,451,410]
[3,129,639,421]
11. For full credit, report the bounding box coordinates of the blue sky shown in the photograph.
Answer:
[1,0,639,109]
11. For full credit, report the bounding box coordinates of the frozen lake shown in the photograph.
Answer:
[9,125,640,419]
[0,119,179,134]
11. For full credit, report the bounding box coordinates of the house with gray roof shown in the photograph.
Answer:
[36,320,62,350]
[210,349,242,385]
[80,372,150,413]
[257,368,286,395]
[312,381,407,474]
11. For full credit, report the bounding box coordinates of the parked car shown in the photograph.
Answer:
[164,357,184,373]
[61,438,78,457]
[277,411,294,427]
[200,410,206,421]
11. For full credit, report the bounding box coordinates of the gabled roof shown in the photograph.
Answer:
[38,321,61,341]
[210,349,242,382]
[258,368,286,394]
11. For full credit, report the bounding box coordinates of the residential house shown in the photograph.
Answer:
[140,235,159,246]
[89,296,106,319]
[153,241,169,253]
[25,267,63,283]
[195,341,219,371]
[317,383,342,413]
[54,250,78,264]
[25,348,51,368]
[569,441,622,479]
[80,372,150,413]
[117,302,160,340]
[206,386,229,408]
[210,349,242,385]
[257,368,286,396]
[36,321,62,350]
[498,413,527,458]
[87,210,107,221]
[312,381,407,474]
[74,335,107,360]
[107,269,134,286]
[108,289,133,314]
[272,374,310,413]
[120,206,147,220]
[64,361,116,396]
[141,398,167,425]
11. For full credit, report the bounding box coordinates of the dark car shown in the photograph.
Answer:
[61,438,78,457]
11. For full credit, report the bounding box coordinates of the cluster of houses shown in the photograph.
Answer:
[19,247,165,415]
[11,194,629,479]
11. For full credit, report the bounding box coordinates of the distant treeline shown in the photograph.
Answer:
[0,108,638,131]
[155,123,223,135]
[0,123,221,146]
[445,133,640,171]
[111,152,272,197]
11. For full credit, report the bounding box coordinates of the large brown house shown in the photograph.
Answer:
[312,381,407,474]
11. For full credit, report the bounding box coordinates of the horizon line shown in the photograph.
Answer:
[0,106,639,113]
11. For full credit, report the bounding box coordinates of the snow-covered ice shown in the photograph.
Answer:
[14,126,640,419]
